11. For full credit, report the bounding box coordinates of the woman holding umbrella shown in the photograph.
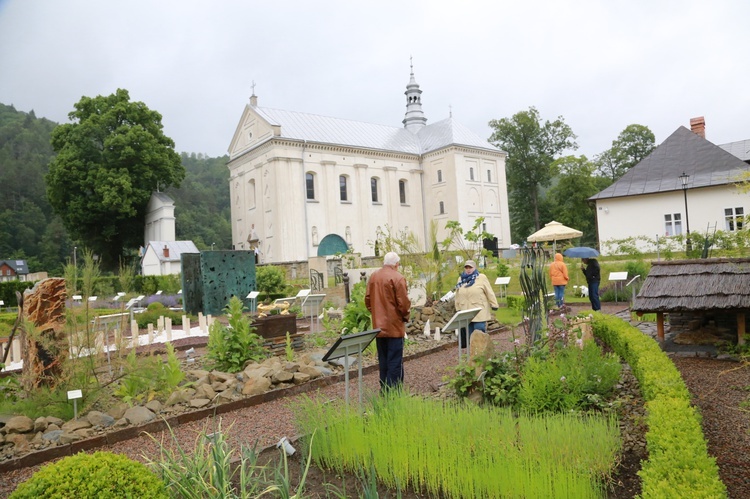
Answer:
[581,258,601,311]
[563,247,601,311]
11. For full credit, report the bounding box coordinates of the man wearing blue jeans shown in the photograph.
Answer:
[365,252,411,391]
[581,258,601,311]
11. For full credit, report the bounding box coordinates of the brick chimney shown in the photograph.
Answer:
[163,245,170,258]
[690,116,706,138]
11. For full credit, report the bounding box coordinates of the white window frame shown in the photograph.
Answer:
[724,207,744,232]
[664,213,682,236]
[306,172,316,200]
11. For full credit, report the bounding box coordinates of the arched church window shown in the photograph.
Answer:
[306,172,316,200]
[371,177,380,203]
[340,175,349,201]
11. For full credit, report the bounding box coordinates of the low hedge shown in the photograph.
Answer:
[591,314,726,498]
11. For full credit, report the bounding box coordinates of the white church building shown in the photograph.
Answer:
[227,69,511,264]
[140,192,199,276]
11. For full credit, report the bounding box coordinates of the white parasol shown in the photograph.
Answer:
[526,221,583,251]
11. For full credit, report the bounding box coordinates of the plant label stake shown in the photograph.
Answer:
[323,329,380,409]
[443,308,482,362]
[67,389,83,420]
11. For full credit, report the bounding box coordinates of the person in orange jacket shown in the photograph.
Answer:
[549,253,569,308]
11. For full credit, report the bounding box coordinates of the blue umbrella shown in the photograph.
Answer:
[563,247,599,258]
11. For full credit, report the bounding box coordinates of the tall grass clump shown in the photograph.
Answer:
[294,391,620,498]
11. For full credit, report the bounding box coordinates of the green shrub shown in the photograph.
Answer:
[207,296,267,372]
[135,305,185,329]
[341,281,371,333]
[591,314,726,497]
[114,343,185,405]
[518,341,621,413]
[506,295,525,311]
[256,265,287,294]
[10,451,168,499]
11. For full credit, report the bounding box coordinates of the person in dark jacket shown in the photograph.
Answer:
[365,252,411,391]
[581,258,601,311]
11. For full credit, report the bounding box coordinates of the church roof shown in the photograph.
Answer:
[590,126,750,200]
[253,107,499,156]
[146,241,199,262]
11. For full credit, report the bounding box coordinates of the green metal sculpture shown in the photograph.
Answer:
[518,248,550,343]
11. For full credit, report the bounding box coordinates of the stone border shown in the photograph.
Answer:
[0,337,461,473]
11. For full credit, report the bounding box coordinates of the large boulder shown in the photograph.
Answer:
[123,406,156,425]
[3,415,34,434]
[86,410,115,428]
[242,376,272,396]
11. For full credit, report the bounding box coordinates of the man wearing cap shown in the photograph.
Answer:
[455,260,499,346]
[365,251,411,391]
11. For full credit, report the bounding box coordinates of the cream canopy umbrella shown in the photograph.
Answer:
[526,221,583,251]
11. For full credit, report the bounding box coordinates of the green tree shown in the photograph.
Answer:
[46,89,184,270]
[595,124,655,181]
[489,107,578,242]
[547,155,611,247]
[168,152,231,250]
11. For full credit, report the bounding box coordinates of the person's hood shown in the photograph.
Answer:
[554,253,564,263]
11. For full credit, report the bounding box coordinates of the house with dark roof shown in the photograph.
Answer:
[0,259,29,282]
[226,67,511,264]
[141,241,199,276]
[589,118,750,255]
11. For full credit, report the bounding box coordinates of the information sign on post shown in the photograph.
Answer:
[495,276,511,299]
[608,272,628,302]
[301,294,327,329]
[323,329,380,408]
[67,389,83,419]
[246,291,260,312]
[442,308,482,362]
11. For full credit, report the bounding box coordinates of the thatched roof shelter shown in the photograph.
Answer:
[633,258,750,345]
[633,258,750,312]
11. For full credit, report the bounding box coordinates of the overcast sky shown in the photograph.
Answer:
[2,0,749,160]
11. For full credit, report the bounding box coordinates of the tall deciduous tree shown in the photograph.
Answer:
[595,124,655,181]
[46,89,184,269]
[546,155,612,247]
[489,107,577,242]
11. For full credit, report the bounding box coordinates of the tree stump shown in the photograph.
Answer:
[22,278,67,390]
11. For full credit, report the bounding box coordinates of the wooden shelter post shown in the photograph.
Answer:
[656,312,665,344]
[738,312,746,346]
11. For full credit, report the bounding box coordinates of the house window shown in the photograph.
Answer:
[437,170,443,182]
[371,177,380,203]
[339,175,349,202]
[399,179,407,204]
[487,170,492,182]
[306,172,316,200]
[439,201,445,214]
[664,213,682,236]
[725,207,744,231]
[470,167,475,181]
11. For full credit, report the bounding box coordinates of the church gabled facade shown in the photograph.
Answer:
[227,69,511,264]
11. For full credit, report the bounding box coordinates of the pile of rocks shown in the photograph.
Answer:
[407,300,501,336]
[0,351,340,460]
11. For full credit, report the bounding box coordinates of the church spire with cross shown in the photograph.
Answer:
[402,57,427,132]
[250,81,258,107]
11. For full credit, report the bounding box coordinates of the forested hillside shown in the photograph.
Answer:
[0,103,231,275]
